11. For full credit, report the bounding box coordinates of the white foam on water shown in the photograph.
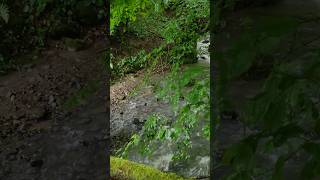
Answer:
[149,153,174,171]
[185,156,210,177]
[197,34,210,64]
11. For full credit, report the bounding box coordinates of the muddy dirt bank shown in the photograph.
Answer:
[0,28,108,179]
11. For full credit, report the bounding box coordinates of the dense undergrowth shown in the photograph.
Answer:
[213,1,320,179]
[110,0,209,78]
[110,0,210,174]
[0,0,106,75]
[111,0,320,179]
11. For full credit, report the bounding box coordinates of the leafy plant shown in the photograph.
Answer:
[213,1,320,179]
[112,50,149,76]
[113,0,210,165]
[118,63,210,160]
[110,0,151,34]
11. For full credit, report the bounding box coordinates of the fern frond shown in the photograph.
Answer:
[0,3,9,23]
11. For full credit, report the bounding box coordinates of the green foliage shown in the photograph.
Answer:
[118,64,210,161]
[0,0,105,74]
[113,0,209,165]
[110,0,151,34]
[160,0,209,64]
[127,10,168,38]
[111,50,149,76]
[214,4,320,179]
[218,16,298,81]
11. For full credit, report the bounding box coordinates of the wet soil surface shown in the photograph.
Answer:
[1,88,107,180]
[0,27,108,180]
[110,81,174,154]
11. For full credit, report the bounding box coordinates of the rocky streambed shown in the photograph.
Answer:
[110,34,210,179]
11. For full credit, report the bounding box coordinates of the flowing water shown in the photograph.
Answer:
[110,0,320,178]
[111,34,210,178]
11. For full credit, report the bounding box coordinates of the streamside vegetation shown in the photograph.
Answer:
[0,0,106,75]
[111,0,320,179]
[213,0,320,179]
[110,0,209,178]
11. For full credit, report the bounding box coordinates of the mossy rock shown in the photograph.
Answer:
[111,157,190,180]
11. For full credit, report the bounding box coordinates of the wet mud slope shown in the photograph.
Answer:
[0,28,108,180]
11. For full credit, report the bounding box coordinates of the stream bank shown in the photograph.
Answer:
[0,27,108,179]
[110,34,210,179]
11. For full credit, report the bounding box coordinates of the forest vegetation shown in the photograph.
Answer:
[1,0,319,179]
[110,0,210,179]
[213,0,320,179]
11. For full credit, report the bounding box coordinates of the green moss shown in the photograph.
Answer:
[111,157,191,180]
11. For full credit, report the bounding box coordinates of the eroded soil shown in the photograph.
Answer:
[0,27,108,179]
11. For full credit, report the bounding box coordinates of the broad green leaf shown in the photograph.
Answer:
[272,156,286,180]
